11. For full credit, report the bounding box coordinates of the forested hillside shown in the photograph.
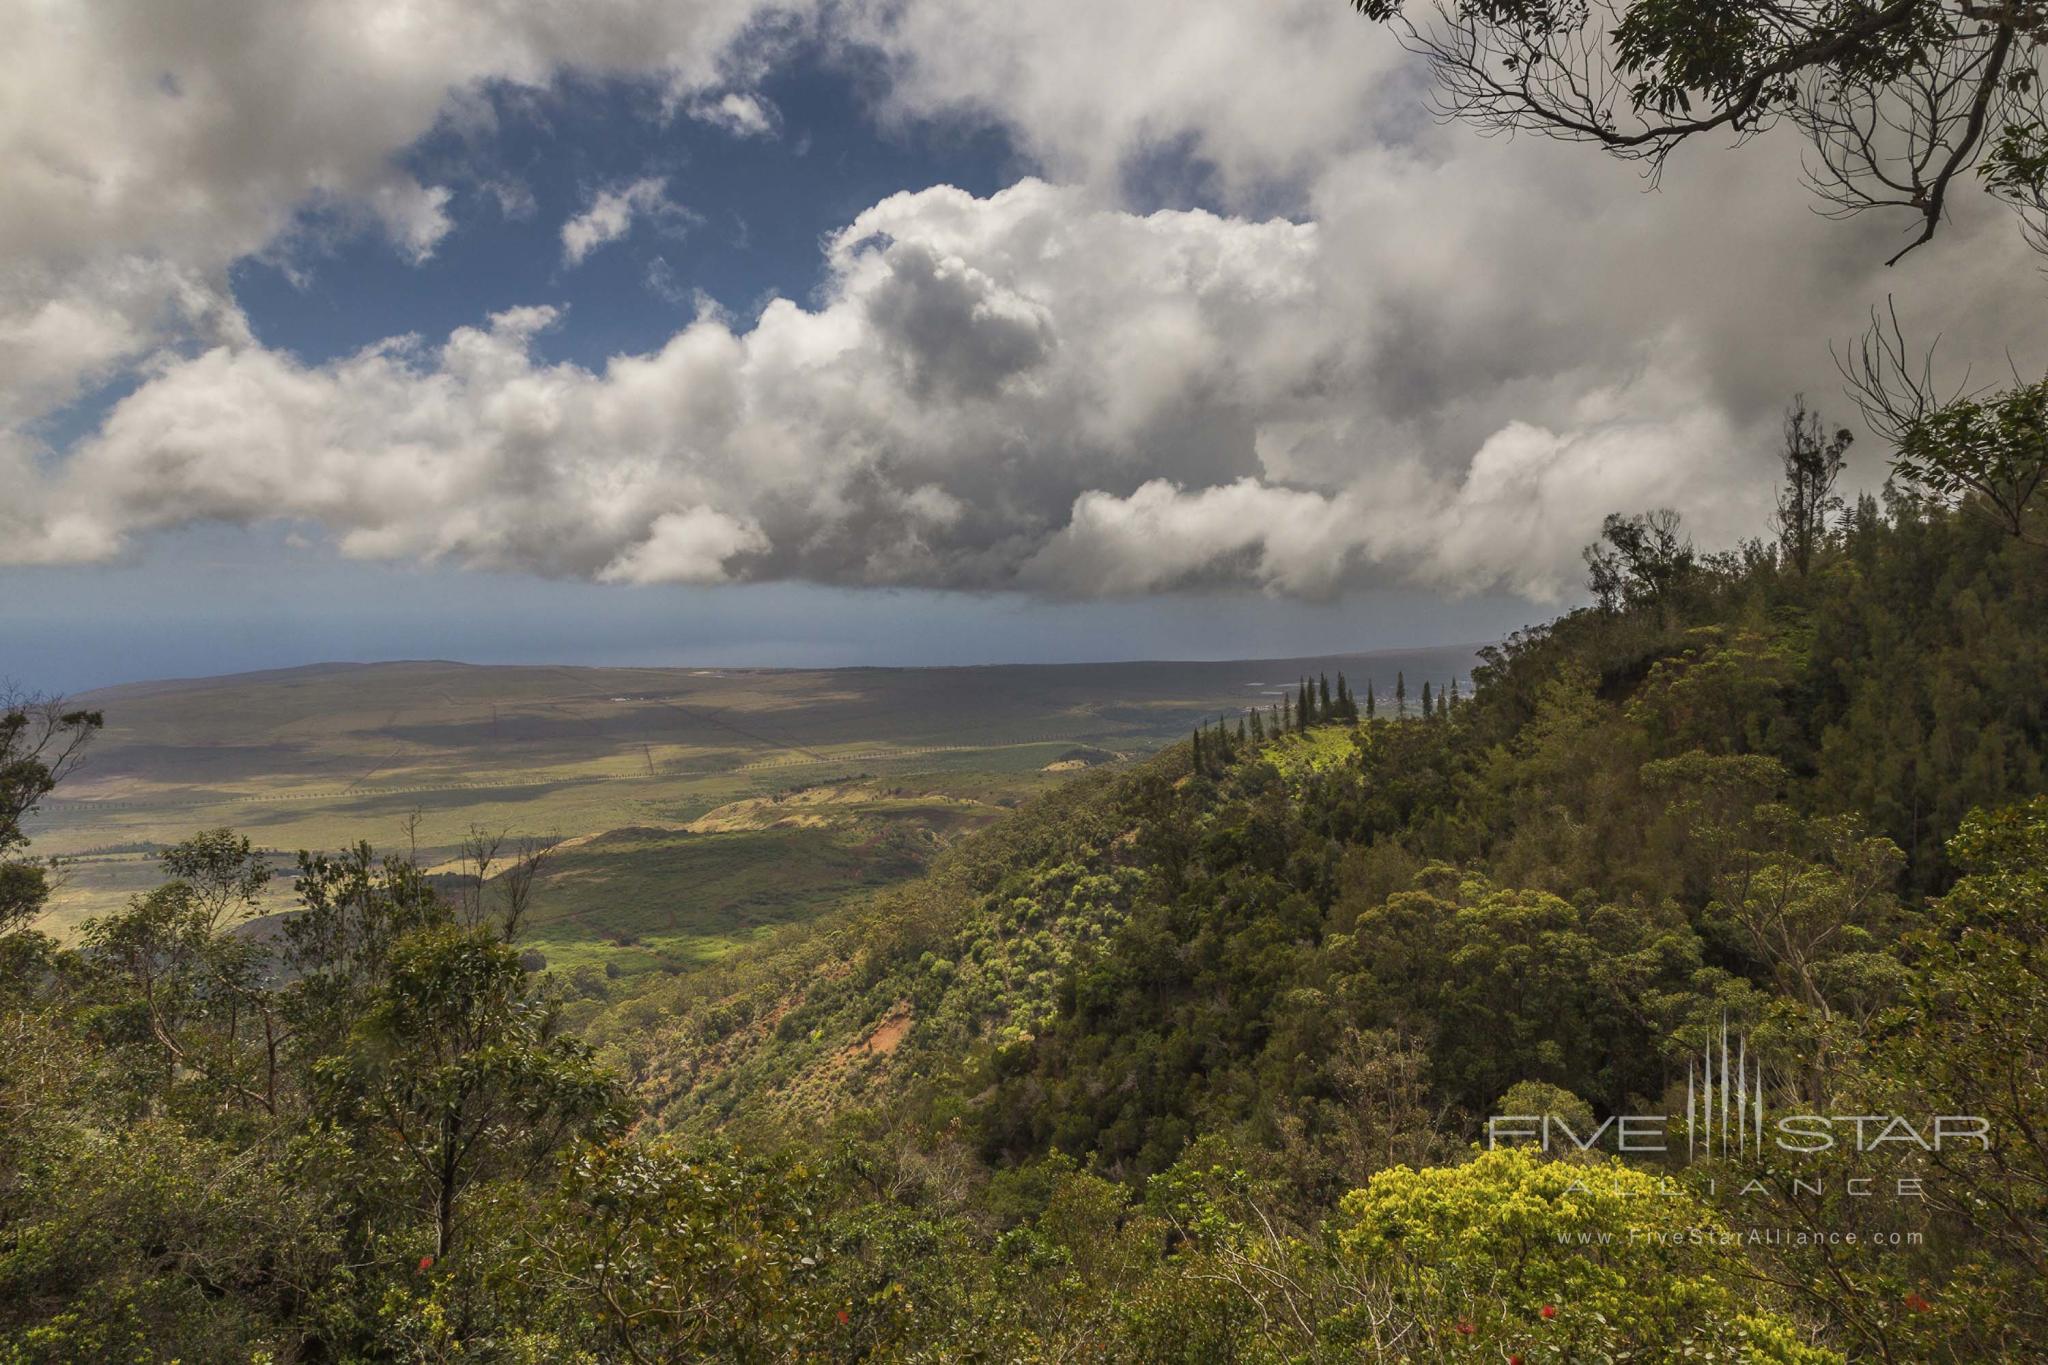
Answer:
[4,482,2045,1361]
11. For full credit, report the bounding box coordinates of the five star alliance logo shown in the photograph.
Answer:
[1486,1015,1991,1159]
[1686,1015,1766,1158]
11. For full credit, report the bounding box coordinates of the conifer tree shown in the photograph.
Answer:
[1250,708,1265,742]
[1449,677,1462,712]
[1395,672,1407,717]
[1281,695,1292,732]
[1237,715,1247,744]
[1318,674,1332,721]
[1192,728,1204,770]
[1366,680,1376,719]
[1297,678,1311,730]
[1421,680,1433,718]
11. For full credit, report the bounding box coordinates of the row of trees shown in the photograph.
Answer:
[1193,671,1469,770]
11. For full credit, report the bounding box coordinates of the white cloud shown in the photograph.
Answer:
[0,0,793,425]
[561,177,686,266]
[0,180,1795,600]
[684,91,780,138]
[599,506,770,583]
[5,0,2044,610]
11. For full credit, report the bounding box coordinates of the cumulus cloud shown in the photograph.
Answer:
[561,177,686,265]
[0,180,1811,599]
[0,0,792,424]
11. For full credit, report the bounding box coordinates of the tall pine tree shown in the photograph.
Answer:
[1421,680,1433,718]
[1395,671,1407,718]
[1366,680,1376,719]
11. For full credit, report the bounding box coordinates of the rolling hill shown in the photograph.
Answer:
[25,648,1482,970]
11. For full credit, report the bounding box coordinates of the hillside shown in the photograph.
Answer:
[4,491,2044,1361]
[603,493,2046,1153]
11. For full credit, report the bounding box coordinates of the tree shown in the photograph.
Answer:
[1349,0,2048,263]
[1337,1148,1841,1361]
[539,1139,832,1363]
[1394,672,1407,718]
[1318,674,1333,721]
[1777,396,1853,575]
[1448,677,1462,712]
[1846,315,2048,543]
[1870,798,2048,1333]
[1583,508,1697,616]
[1366,680,1377,719]
[313,925,620,1260]
[1420,680,1434,719]
[454,826,558,940]
[1,693,100,941]
[82,830,281,1110]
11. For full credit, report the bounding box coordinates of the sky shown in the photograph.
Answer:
[2,0,2041,692]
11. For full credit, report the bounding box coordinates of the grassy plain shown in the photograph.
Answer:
[25,649,1480,969]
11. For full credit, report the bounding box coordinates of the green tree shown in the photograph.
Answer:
[1849,343,2048,544]
[1870,799,2048,1344]
[1349,0,2048,263]
[537,1139,834,1363]
[1,695,100,944]
[1583,508,1697,617]
[1777,395,1853,576]
[1337,1148,1841,1361]
[313,925,621,1259]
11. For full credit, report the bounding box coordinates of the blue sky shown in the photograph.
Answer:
[3,1,2034,693]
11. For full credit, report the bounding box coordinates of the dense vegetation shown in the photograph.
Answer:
[3,453,2045,1357]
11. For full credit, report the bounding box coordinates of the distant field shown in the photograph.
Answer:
[24,648,1482,967]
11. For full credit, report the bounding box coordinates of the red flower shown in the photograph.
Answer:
[1455,1321,1476,1336]
[1509,1356,1525,1365]
[836,1309,850,1326]
[416,1255,433,1273]
[1904,1292,1933,1313]
[1539,1304,1557,1320]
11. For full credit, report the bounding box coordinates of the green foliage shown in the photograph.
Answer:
[1891,373,2048,542]
[1337,1148,1841,1362]
[0,698,99,943]
[2,486,2044,1358]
